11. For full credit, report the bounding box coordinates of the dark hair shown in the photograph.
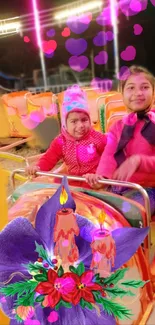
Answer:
[121,65,155,92]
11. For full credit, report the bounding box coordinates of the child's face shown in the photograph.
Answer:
[123,73,154,112]
[66,111,91,139]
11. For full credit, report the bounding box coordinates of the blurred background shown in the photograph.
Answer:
[0,0,155,93]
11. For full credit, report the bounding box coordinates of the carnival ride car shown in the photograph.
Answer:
[0,89,155,324]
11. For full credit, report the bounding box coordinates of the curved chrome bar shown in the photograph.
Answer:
[10,169,151,219]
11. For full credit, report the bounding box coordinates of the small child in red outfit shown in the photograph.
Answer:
[26,85,107,187]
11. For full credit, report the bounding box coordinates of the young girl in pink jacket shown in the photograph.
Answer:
[86,66,155,214]
[27,85,107,188]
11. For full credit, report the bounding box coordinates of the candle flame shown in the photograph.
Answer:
[60,186,68,205]
[98,210,106,226]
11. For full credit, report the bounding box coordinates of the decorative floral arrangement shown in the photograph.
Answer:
[0,242,147,323]
[0,177,149,325]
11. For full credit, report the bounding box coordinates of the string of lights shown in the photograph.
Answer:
[0,0,103,36]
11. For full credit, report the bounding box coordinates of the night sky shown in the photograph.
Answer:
[0,0,63,16]
[0,0,155,79]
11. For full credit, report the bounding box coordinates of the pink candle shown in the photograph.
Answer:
[91,229,116,278]
[54,208,79,268]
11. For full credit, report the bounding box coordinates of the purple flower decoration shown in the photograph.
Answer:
[0,177,149,324]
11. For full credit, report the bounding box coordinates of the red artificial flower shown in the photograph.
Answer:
[70,270,102,305]
[35,269,75,308]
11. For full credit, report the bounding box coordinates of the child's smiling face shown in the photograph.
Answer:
[66,111,91,139]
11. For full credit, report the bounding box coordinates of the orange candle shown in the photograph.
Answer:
[54,208,79,268]
[91,229,116,278]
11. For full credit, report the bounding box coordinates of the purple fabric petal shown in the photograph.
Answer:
[76,213,96,243]
[35,304,116,325]
[75,214,96,268]
[72,216,149,272]
[0,217,44,282]
[0,294,17,320]
[35,177,76,251]
[10,320,20,325]
[112,227,149,270]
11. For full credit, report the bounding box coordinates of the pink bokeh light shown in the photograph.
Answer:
[24,36,30,43]
[42,40,57,54]
[130,0,142,12]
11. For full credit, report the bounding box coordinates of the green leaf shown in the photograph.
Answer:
[121,280,149,288]
[35,295,45,303]
[100,297,132,320]
[55,299,72,310]
[92,291,101,303]
[15,292,35,308]
[35,242,48,261]
[15,315,23,323]
[103,268,129,285]
[24,262,47,275]
[62,301,72,308]
[0,280,37,298]
[85,301,93,310]
[80,298,93,310]
[93,274,103,285]
[105,287,135,298]
[55,300,62,310]
[57,266,64,277]
[34,274,47,282]
[76,262,85,276]
[80,298,86,308]
[93,273,100,281]
[69,266,77,274]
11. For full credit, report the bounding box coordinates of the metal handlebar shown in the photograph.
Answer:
[11,168,151,219]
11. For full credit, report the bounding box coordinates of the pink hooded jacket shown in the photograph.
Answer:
[97,111,155,186]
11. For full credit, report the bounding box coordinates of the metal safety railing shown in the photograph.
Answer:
[10,169,151,218]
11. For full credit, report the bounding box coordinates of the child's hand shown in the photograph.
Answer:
[113,155,141,181]
[25,165,40,177]
[84,173,103,188]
